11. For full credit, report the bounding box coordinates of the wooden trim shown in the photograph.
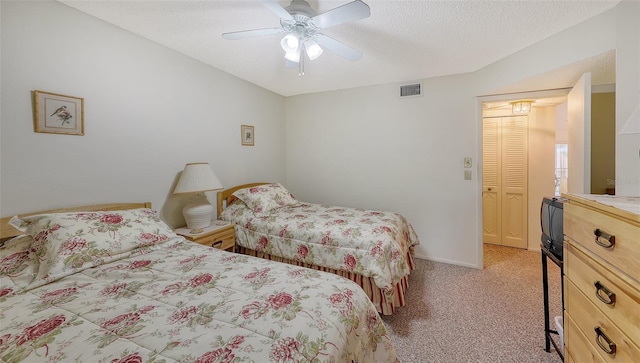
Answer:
[0,202,151,240]
[562,193,640,225]
[216,183,270,218]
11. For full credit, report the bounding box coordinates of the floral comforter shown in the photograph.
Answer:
[220,202,420,299]
[0,238,397,362]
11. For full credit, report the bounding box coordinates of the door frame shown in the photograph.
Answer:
[476,88,571,269]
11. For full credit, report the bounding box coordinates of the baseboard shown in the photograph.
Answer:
[412,253,481,269]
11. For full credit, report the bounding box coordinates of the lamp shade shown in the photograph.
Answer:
[284,47,302,62]
[280,33,300,53]
[304,38,323,60]
[173,162,223,194]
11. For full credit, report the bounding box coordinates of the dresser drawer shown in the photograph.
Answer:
[197,231,235,251]
[564,203,640,283]
[565,243,640,341]
[176,223,236,252]
[565,313,606,363]
[565,279,640,362]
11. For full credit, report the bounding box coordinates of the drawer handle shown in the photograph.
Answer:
[594,327,616,356]
[594,281,616,305]
[211,240,223,248]
[594,229,615,249]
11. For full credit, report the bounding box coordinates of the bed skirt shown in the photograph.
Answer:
[236,246,414,315]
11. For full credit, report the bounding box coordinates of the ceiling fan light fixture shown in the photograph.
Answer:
[280,33,300,53]
[304,38,323,60]
[284,47,301,62]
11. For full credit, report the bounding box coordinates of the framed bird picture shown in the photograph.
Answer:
[33,90,84,135]
[241,124,254,146]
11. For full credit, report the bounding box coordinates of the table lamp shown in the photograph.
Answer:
[173,162,223,233]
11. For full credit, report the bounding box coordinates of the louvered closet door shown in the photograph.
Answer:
[500,116,528,249]
[482,116,528,249]
[482,118,501,244]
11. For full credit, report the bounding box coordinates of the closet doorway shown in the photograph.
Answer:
[482,114,528,249]
[480,84,606,254]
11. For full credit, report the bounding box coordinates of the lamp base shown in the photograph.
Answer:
[183,196,214,234]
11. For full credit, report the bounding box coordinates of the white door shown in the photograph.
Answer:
[567,73,592,193]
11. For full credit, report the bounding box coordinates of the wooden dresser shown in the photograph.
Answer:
[562,194,640,363]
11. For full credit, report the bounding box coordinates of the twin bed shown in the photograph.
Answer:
[217,183,420,315]
[0,203,398,362]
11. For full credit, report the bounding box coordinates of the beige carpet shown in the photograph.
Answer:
[382,244,563,363]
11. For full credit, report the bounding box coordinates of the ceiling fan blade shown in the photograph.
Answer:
[260,0,294,21]
[311,0,370,29]
[222,28,284,40]
[314,34,362,61]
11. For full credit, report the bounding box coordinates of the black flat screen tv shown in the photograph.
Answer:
[540,197,566,260]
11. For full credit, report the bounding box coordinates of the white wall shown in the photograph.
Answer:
[286,2,639,267]
[0,0,286,226]
[556,104,568,143]
[615,1,640,197]
[527,107,558,251]
[286,74,479,266]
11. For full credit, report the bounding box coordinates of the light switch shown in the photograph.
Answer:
[464,157,472,168]
[464,170,472,180]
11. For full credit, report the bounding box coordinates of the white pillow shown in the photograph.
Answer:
[232,183,300,215]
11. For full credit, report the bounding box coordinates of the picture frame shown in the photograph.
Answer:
[33,90,84,136]
[241,125,254,146]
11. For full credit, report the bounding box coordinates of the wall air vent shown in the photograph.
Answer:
[400,83,421,97]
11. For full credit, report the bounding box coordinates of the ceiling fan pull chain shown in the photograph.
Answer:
[299,52,305,76]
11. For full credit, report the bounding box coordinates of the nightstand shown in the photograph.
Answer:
[175,221,236,252]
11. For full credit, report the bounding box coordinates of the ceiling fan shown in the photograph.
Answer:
[222,0,370,75]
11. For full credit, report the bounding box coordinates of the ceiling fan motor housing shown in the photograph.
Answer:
[285,0,316,17]
[280,1,318,39]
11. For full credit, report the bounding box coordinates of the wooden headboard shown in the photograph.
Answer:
[216,182,269,218]
[0,202,151,241]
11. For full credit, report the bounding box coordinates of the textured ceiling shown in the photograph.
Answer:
[59,0,620,97]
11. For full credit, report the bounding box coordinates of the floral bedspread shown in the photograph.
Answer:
[0,238,397,362]
[221,202,420,299]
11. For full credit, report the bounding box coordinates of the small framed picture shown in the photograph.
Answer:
[241,125,254,146]
[33,90,84,136]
